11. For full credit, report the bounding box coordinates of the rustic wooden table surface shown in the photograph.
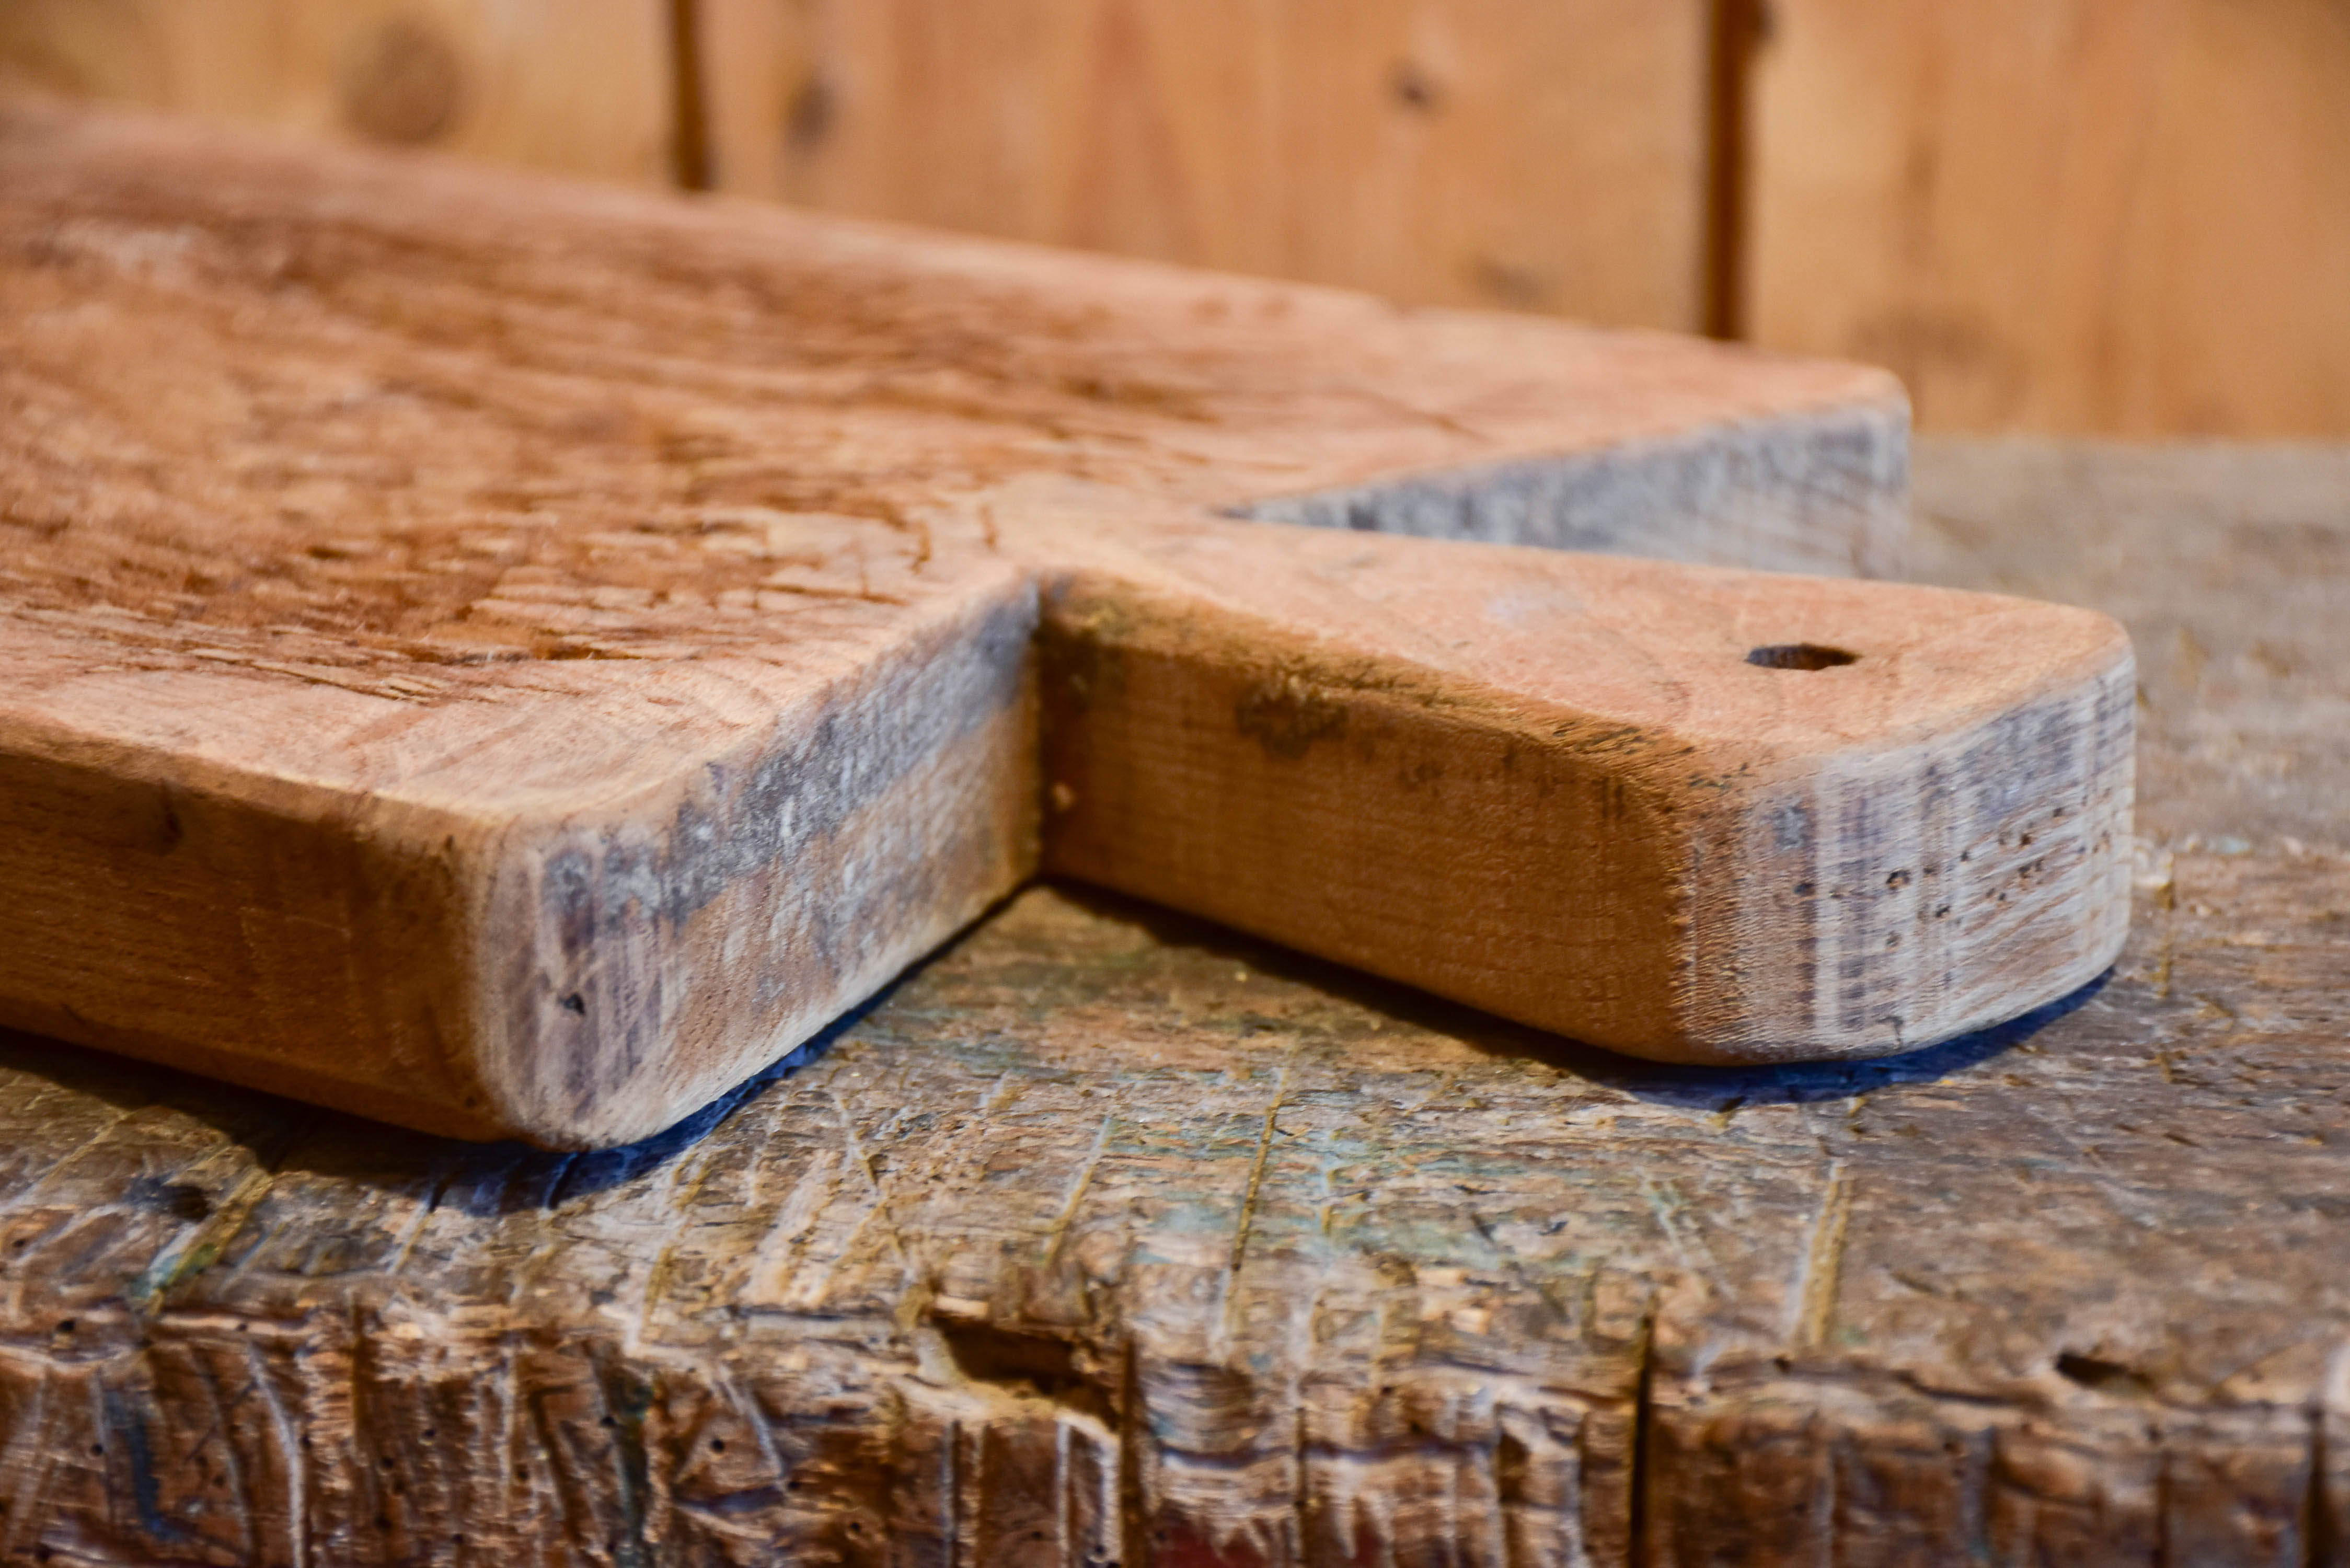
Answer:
[1,439,2345,1566]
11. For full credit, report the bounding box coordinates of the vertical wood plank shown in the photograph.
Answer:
[699,0,1714,331]
[0,0,674,185]
[1747,0,2350,436]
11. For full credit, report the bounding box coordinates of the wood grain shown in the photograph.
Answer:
[1747,0,2350,436]
[0,0,674,183]
[698,0,1715,329]
[0,438,2325,1563]
[0,98,2070,1148]
[1028,506,2131,1066]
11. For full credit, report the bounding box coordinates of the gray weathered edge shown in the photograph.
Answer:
[1234,401,1911,580]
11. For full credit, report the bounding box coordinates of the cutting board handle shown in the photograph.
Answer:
[1030,517,2134,1063]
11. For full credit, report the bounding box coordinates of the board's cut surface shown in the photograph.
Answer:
[0,97,2141,1149]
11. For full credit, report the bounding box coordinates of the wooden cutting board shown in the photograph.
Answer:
[0,97,2132,1148]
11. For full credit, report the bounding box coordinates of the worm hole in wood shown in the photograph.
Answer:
[1746,642,1860,670]
[934,1317,1117,1428]
[2053,1351,2155,1396]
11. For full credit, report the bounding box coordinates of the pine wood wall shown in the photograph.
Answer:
[694,0,1715,333]
[5,0,2347,435]
[1746,0,2350,437]
[0,0,675,183]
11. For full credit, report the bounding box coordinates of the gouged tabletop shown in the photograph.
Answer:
[0,441,2341,1564]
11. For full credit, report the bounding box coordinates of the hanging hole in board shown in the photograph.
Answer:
[1746,643,1859,671]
